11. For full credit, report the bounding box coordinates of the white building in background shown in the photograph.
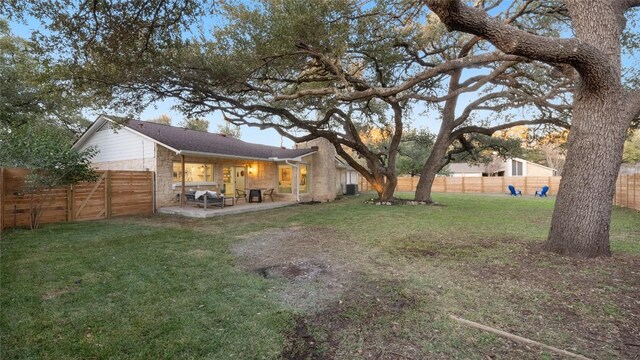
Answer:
[447,158,557,178]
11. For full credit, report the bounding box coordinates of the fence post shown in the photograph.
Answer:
[105,171,112,218]
[633,174,640,210]
[502,176,506,193]
[67,184,74,222]
[523,177,528,195]
[616,175,621,206]
[444,177,448,193]
[480,176,484,193]
[626,174,630,208]
[461,177,466,193]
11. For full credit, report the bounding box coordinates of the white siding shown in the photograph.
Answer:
[78,126,155,163]
[527,162,555,176]
[505,159,526,177]
[452,172,482,177]
[346,170,359,184]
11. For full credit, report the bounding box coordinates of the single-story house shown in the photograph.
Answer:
[447,158,557,177]
[73,115,358,209]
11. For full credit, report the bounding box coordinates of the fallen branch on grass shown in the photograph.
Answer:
[449,315,592,360]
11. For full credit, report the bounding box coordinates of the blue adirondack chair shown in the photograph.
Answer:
[535,186,549,197]
[508,185,522,196]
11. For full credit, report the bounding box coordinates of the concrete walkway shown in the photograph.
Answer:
[158,201,296,218]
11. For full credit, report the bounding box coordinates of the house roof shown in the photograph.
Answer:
[77,115,316,161]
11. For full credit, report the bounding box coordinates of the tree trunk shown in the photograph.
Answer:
[423,0,639,257]
[381,173,397,202]
[545,87,630,257]
[370,172,398,202]
[415,63,460,204]
[545,1,633,257]
[414,134,451,203]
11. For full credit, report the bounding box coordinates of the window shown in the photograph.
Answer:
[511,160,523,176]
[299,164,309,193]
[173,162,214,183]
[278,165,292,193]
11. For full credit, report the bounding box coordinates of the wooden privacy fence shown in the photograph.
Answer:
[358,174,640,211]
[0,168,154,230]
[359,176,562,196]
[614,174,640,211]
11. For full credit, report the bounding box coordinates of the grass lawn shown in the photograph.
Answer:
[1,193,639,359]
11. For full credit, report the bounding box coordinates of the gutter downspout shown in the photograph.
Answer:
[285,160,300,202]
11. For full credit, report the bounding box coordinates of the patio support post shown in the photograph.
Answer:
[285,160,300,202]
[181,155,186,208]
[296,164,299,202]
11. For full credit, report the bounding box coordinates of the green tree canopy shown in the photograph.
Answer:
[0,123,98,229]
[216,122,241,139]
[623,130,640,164]
[181,118,210,132]
[0,20,90,136]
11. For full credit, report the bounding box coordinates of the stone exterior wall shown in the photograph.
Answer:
[297,138,339,202]
[90,158,156,172]
[155,146,177,207]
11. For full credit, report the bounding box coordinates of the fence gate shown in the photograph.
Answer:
[72,172,108,221]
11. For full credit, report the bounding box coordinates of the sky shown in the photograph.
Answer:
[6,3,639,148]
[5,4,448,148]
[8,16,300,147]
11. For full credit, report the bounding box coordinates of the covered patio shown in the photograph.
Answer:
[158,200,296,218]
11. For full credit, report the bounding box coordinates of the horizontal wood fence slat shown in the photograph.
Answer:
[359,174,640,211]
[1,169,154,230]
[613,174,639,211]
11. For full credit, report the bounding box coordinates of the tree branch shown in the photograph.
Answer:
[424,0,616,91]
[618,0,640,10]
[339,53,523,101]
[451,118,570,139]
[406,60,519,103]
[626,90,640,119]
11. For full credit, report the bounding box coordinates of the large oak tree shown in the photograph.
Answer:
[5,0,572,203]
[425,0,640,257]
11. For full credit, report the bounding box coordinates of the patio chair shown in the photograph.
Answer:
[262,188,274,202]
[535,186,549,197]
[508,185,522,196]
[235,188,247,203]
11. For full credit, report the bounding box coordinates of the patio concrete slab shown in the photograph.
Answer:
[158,201,296,218]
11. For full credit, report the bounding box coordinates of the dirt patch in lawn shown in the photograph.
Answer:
[468,244,640,359]
[233,226,430,358]
[281,279,422,360]
[233,226,640,359]
[232,226,359,311]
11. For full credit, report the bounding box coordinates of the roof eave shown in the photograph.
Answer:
[267,150,317,162]
[177,149,316,162]
[72,114,110,149]
[75,115,182,154]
